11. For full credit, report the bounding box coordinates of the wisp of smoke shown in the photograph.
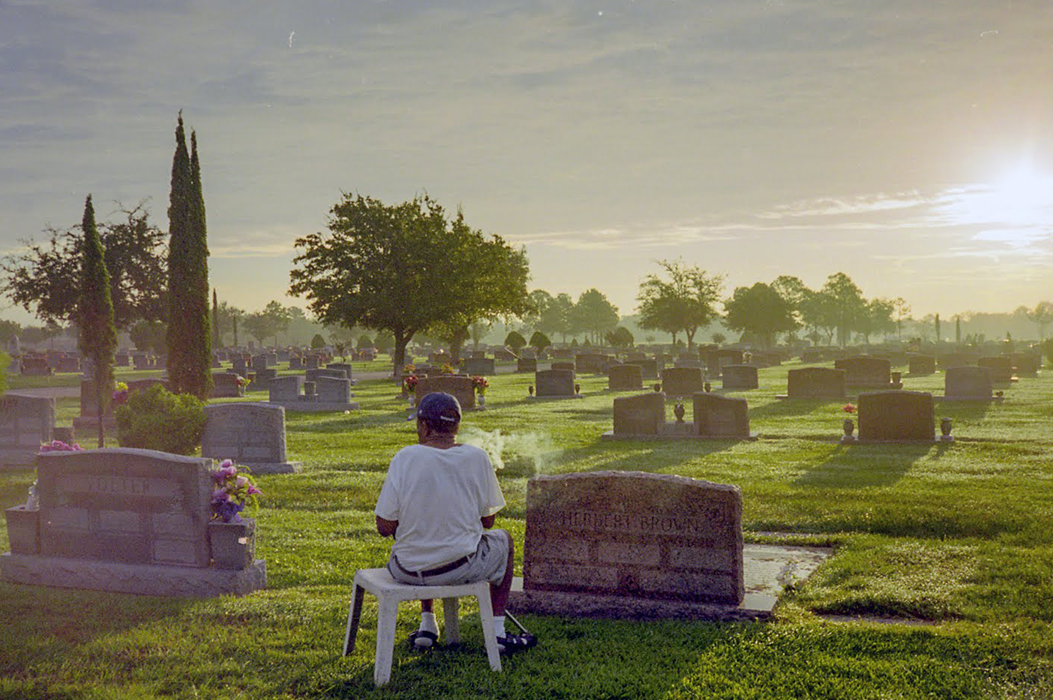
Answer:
[458,427,559,476]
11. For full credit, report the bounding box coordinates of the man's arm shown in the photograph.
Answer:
[376,515,398,538]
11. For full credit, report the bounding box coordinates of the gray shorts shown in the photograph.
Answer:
[387,529,509,587]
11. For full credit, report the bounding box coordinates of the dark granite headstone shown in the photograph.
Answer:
[857,390,935,442]
[415,376,476,409]
[977,356,1012,384]
[575,353,610,374]
[800,350,823,363]
[517,358,538,373]
[785,368,846,399]
[535,369,576,397]
[661,367,703,398]
[463,357,496,375]
[608,364,644,391]
[551,361,575,372]
[907,354,936,375]
[693,393,750,437]
[834,356,893,388]
[721,365,758,390]
[1009,353,1040,375]
[630,359,660,379]
[944,366,993,400]
[939,353,972,370]
[612,393,665,435]
[523,471,743,604]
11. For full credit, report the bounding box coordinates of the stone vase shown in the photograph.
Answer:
[208,518,256,570]
[478,393,486,408]
[4,505,40,555]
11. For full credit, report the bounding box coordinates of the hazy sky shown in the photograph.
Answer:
[2,0,1052,326]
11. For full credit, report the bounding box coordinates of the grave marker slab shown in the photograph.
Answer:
[834,356,897,389]
[783,367,846,399]
[202,402,300,474]
[0,394,54,468]
[856,391,935,442]
[463,357,495,375]
[534,369,579,399]
[608,364,644,391]
[693,394,754,438]
[1,448,266,596]
[942,366,994,401]
[522,472,743,604]
[210,372,244,399]
[907,354,936,375]
[661,367,703,398]
[611,393,665,435]
[977,356,1013,384]
[517,358,538,373]
[415,376,477,410]
[721,365,758,390]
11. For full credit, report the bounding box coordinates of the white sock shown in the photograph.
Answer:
[420,611,438,635]
[493,615,506,638]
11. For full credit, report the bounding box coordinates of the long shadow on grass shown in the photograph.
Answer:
[0,472,37,510]
[794,442,949,489]
[547,438,737,477]
[0,583,191,672]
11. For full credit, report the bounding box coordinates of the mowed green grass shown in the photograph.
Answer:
[2,359,1053,699]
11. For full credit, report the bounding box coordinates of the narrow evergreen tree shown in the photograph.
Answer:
[78,195,117,448]
[212,289,220,349]
[165,114,212,398]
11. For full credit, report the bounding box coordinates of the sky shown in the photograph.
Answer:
[2,0,1053,326]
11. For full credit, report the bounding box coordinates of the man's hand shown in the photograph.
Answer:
[376,516,398,538]
[481,514,496,529]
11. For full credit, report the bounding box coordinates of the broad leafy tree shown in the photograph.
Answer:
[536,292,574,342]
[820,272,866,347]
[1,203,167,328]
[636,260,723,349]
[1025,301,1053,341]
[528,330,551,353]
[290,194,530,374]
[78,196,117,448]
[723,282,797,348]
[243,301,291,347]
[166,115,212,398]
[605,326,634,348]
[504,330,526,351]
[858,298,896,344]
[571,289,619,345]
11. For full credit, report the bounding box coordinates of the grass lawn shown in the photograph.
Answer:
[2,360,1052,698]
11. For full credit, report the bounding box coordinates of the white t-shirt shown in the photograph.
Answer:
[374,443,505,572]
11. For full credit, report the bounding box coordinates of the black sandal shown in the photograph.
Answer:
[497,633,537,654]
[408,629,438,650]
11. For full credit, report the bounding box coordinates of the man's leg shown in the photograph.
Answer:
[488,530,513,618]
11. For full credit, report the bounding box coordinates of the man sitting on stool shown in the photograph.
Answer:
[374,391,533,653]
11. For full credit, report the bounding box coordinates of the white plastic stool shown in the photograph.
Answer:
[343,567,502,686]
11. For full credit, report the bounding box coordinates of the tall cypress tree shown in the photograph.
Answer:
[165,114,212,398]
[212,289,220,349]
[78,195,117,448]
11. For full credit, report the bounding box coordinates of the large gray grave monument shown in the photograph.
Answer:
[0,448,266,596]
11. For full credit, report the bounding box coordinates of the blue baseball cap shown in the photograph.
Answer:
[408,391,462,424]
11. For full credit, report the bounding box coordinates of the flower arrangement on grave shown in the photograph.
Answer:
[39,439,83,452]
[402,363,416,376]
[210,459,262,523]
[112,382,129,405]
[441,363,457,375]
[236,375,251,388]
[404,374,419,394]
[842,404,856,414]
[471,375,489,395]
